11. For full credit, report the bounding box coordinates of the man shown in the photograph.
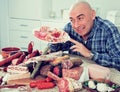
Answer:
[42,1,120,70]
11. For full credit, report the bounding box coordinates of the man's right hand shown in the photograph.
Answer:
[70,38,92,58]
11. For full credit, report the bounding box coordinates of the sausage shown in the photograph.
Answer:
[0,52,22,66]
[27,50,40,59]
[16,53,26,65]
[37,82,55,89]
[28,41,34,54]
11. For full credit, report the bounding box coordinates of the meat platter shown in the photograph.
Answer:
[34,28,70,43]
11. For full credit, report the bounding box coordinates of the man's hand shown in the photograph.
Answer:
[69,38,92,58]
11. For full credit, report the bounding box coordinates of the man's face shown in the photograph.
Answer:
[69,4,95,37]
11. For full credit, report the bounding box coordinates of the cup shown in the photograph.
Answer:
[1,47,20,58]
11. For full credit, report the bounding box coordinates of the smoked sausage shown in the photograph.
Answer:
[0,52,22,66]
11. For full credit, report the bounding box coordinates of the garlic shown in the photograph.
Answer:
[88,80,96,89]
[97,83,108,92]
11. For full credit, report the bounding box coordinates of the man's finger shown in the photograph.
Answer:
[69,38,79,45]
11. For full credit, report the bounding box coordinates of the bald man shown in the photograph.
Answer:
[43,1,120,70]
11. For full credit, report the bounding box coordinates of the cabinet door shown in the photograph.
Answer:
[0,0,9,48]
[9,19,41,51]
[9,19,41,31]
[8,0,52,19]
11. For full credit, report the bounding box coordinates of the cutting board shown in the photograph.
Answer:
[7,76,44,85]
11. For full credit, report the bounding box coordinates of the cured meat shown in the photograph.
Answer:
[34,28,70,43]
[53,64,62,77]
[62,67,83,80]
[28,41,34,54]
[24,51,63,64]
[62,58,83,69]
[57,77,82,92]
[0,52,22,66]
[7,65,29,74]
[40,64,52,77]
[5,72,30,82]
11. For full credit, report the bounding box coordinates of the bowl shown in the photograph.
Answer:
[1,47,20,58]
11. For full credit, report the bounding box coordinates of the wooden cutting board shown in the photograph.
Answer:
[7,76,44,85]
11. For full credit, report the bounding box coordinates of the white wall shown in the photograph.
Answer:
[52,0,120,19]
[86,0,120,18]
[52,0,76,18]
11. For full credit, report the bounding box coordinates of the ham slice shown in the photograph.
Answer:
[34,28,70,43]
[62,67,83,80]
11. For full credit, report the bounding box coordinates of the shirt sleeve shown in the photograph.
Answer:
[92,27,120,71]
[49,41,72,52]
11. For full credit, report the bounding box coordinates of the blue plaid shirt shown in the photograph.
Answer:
[50,16,120,70]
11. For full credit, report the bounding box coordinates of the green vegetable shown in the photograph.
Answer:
[30,61,42,79]
[111,84,120,89]
[84,81,88,86]
[30,46,50,79]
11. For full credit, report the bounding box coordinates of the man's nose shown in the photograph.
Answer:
[74,20,80,28]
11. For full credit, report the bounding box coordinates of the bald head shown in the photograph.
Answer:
[68,1,96,38]
[69,1,92,13]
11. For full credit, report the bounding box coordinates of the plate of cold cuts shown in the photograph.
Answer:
[33,28,70,43]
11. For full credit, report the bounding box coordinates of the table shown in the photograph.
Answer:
[0,54,120,92]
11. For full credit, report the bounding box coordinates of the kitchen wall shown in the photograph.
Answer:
[51,0,120,19]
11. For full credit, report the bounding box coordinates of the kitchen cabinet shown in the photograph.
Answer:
[7,0,70,52]
[8,0,52,20]
[8,0,52,51]
[0,0,9,49]
[9,18,41,51]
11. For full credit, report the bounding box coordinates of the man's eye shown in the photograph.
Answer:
[70,19,73,22]
[78,17,84,21]
[70,19,74,23]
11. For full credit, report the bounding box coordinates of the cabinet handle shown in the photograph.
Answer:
[20,24,28,27]
[21,47,28,50]
[20,36,28,38]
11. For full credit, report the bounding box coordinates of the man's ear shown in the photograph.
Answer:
[91,10,96,20]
